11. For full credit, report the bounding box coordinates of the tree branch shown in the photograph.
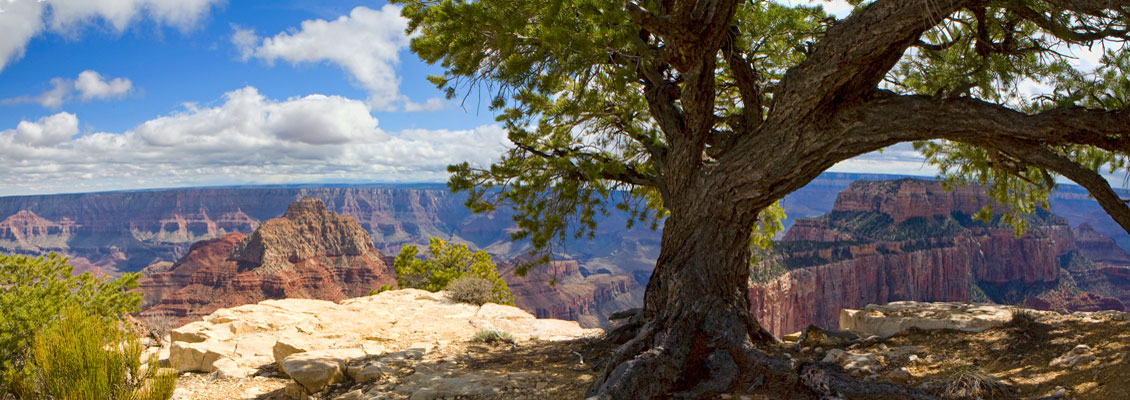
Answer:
[722,26,763,131]
[994,142,1130,233]
[511,141,660,189]
[833,95,1130,159]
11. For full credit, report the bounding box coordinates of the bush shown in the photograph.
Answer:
[368,284,395,296]
[472,329,515,345]
[446,276,504,305]
[7,306,175,400]
[394,237,513,305]
[0,253,159,398]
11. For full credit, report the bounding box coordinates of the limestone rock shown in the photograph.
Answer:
[282,349,365,393]
[839,301,1012,338]
[166,288,601,395]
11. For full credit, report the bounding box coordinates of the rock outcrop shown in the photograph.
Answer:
[751,179,1130,337]
[839,301,1015,338]
[140,198,396,323]
[166,289,599,396]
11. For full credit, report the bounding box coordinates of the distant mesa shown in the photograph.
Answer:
[139,197,396,324]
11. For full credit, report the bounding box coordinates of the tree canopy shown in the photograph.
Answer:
[395,0,1130,397]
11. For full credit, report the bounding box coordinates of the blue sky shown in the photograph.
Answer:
[0,0,1113,196]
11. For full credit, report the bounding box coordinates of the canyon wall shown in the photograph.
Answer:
[750,179,1130,337]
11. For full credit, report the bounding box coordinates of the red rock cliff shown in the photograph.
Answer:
[139,198,396,324]
[750,179,1120,337]
[501,259,642,328]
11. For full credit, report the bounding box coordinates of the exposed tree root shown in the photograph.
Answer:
[589,303,940,399]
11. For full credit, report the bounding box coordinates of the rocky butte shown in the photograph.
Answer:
[749,179,1130,337]
[139,198,397,323]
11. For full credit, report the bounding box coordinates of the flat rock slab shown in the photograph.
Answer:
[840,301,1013,338]
[167,289,602,395]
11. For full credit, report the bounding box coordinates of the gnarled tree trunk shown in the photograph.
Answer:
[587,185,788,398]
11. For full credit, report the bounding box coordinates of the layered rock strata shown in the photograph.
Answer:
[751,179,1130,337]
[140,198,395,323]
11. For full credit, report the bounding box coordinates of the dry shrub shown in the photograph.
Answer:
[446,276,497,305]
[473,329,516,345]
[941,363,1015,400]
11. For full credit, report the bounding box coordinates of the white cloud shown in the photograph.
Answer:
[36,77,73,108]
[0,86,509,196]
[239,5,442,112]
[3,70,133,108]
[45,0,218,33]
[3,112,79,147]
[0,0,47,72]
[75,70,133,101]
[0,0,220,73]
[230,24,258,61]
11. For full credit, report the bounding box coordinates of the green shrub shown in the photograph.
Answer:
[394,237,513,305]
[0,253,155,397]
[8,306,175,400]
[368,284,395,296]
[445,276,505,305]
[472,329,516,345]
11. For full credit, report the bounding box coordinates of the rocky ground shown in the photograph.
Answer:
[155,294,1130,399]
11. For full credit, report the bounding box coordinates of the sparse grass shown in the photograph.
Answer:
[940,362,1015,400]
[1005,308,1052,343]
[472,329,516,345]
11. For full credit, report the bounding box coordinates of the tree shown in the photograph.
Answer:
[395,237,514,304]
[395,0,1130,397]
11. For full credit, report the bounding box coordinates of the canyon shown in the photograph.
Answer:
[4,173,1130,332]
[749,179,1130,337]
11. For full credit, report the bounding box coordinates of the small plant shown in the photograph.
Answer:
[368,284,395,296]
[143,314,175,342]
[446,276,507,305]
[472,329,516,345]
[940,363,1014,400]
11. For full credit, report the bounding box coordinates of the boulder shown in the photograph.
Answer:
[169,340,234,372]
[282,349,365,393]
[839,301,1013,338]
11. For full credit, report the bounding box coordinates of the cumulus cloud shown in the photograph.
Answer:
[2,70,133,108]
[3,112,80,147]
[75,70,133,101]
[0,86,509,196]
[237,5,444,112]
[0,0,220,73]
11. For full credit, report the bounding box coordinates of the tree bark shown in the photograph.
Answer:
[587,186,787,399]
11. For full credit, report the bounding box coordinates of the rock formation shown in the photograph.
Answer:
[139,198,396,323]
[751,179,1130,337]
[165,289,600,396]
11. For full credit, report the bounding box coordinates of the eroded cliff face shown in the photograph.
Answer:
[501,260,642,328]
[751,179,1130,337]
[0,186,661,279]
[139,198,396,324]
